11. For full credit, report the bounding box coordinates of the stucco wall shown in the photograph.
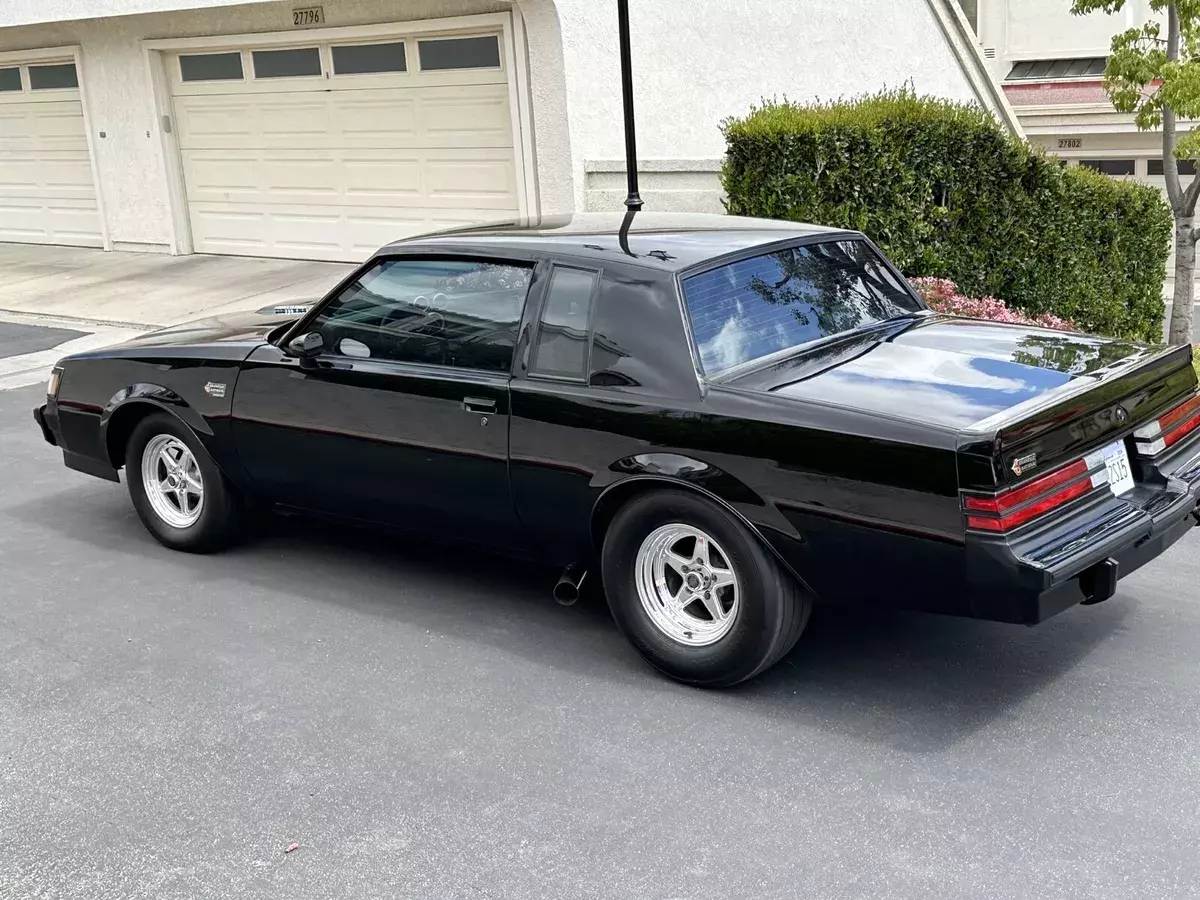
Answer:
[0,0,987,251]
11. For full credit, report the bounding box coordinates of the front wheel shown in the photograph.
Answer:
[125,412,242,553]
[601,489,810,687]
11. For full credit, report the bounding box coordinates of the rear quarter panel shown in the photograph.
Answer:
[509,255,968,614]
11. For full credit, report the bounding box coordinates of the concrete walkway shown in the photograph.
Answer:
[0,244,354,329]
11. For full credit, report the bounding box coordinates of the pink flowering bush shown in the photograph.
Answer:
[908,277,1076,332]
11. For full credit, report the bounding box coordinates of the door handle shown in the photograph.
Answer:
[462,396,497,414]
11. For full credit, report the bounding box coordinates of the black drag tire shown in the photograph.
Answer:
[601,489,810,688]
[125,412,242,554]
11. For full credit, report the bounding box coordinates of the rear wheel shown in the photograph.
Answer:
[601,489,810,687]
[125,413,242,553]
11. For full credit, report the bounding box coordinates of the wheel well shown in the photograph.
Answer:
[591,478,746,553]
[104,402,161,469]
[590,477,815,598]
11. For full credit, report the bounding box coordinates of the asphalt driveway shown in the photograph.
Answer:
[2,382,1200,900]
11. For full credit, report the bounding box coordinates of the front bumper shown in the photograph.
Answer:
[967,444,1200,624]
[33,404,56,446]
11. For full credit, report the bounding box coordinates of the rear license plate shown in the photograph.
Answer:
[1102,441,1135,496]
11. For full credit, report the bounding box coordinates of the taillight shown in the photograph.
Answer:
[1134,392,1200,456]
[964,457,1102,533]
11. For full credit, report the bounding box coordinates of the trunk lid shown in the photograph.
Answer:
[728,316,1197,490]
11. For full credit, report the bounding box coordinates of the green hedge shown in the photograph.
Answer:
[721,89,1172,342]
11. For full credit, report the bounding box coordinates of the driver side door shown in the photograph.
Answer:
[230,255,535,548]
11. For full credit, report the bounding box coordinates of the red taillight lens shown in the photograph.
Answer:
[1134,392,1200,456]
[964,458,1095,533]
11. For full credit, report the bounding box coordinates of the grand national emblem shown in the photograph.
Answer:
[1012,453,1038,477]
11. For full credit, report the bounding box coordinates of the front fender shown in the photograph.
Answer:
[99,384,214,469]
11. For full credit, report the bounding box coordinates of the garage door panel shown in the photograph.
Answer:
[189,201,515,262]
[332,96,418,142]
[172,28,521,262]
[174,99,256,146]
[0,102,90,152]
[176,88,510,150]
[419,87,511,145]
[0,89,102,248]
[425,156,517,203]
[182,147,517,211]
[260,100,333,140]
[0,153,96,199]
[0,196,103,247]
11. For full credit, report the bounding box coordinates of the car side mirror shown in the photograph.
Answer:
[287,331,323,365]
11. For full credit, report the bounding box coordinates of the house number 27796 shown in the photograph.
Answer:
[292,6,325,27]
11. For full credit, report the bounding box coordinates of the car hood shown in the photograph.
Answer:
[117,304,312,349]
[736,317,1154,430]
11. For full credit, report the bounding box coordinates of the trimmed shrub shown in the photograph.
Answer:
[721,89,1173,342]
[909,277,1075,330]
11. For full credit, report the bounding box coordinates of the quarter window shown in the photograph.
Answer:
[180,52,244,82]
[312,258,533,372]
[28,63,78,90]
[252,48,321,79]
[332,42,408,74]
[417,36,501,71]
[0,68,21,92]
[530,267,599,380]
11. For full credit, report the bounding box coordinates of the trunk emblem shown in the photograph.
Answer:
[1012,453,1037,477]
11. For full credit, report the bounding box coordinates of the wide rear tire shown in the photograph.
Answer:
[601,489,810,687]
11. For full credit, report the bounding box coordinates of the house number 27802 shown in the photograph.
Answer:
[292,6,325,26]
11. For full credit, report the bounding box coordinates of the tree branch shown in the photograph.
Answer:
[1163,4,1186,212]
[1190,226,1200,243]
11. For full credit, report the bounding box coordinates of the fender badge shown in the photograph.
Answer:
[1012,452,1037,477]
[203,382,227,398]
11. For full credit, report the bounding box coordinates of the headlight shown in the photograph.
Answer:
[47,367,63,398]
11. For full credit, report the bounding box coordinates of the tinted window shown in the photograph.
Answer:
[681,240,921,375]
[252,48,321,78]
[0,68,20,92]
[1148,158,1197,176]
[312,259,532,372]
[531,267,598,380]
[1079,159,1135,176]
[180,52,243,82]
[418,36,501,70]
[333,42,407,74]
[29,63,78,90]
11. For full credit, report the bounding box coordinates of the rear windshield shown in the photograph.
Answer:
[681,238,921,375]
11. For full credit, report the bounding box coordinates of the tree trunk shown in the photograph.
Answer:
[1169,216,1196,346]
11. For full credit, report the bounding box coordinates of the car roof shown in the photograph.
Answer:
[379,212,852,272]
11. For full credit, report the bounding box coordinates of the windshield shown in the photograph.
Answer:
[681,238,923,375]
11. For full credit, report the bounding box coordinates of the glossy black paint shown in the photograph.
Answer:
[34,213,1200,625]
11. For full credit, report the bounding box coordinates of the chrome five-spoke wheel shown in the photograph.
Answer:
[635,523,740,646]
[140,434,204,528]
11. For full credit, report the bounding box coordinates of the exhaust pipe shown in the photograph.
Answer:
[553,566,588,606]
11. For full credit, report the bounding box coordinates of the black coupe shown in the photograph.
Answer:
[34,213,1200,686]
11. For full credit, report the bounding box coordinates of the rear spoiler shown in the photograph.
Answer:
[960,343,1196,490]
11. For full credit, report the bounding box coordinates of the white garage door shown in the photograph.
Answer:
[0,59,103,248]
[168,29,522,262]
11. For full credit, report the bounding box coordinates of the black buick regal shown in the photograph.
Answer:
[33,213,1200,687]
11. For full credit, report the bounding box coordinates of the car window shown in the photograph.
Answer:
[530,266,598,380]
[681,239,921,376]
[311,258,533,372]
